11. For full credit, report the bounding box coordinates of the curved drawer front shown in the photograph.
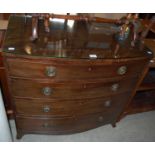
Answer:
[16,113,113,134]
[10,78,138,99]
[14,92,130,116]
[6,58,147,80]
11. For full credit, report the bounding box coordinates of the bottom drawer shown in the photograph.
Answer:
[16,113,113,135]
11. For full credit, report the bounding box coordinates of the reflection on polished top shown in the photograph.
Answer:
[2,15,151,59]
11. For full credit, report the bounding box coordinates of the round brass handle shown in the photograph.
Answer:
[104,100,111,107]
[43,106,50,112]
[42,123,49,128]
[117,66,127,75]
[111,83,119,91]
[45,66,56,77]
[42,87,52,96]
[98,116,104,122]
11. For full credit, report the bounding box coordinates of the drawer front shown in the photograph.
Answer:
[10,78,137,99]
[6,58,147,80]
[13,92,130,116]
[16,113,113,134]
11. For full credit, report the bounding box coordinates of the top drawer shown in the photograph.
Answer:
[5,57,147,80]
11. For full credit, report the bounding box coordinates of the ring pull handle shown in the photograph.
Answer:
[104,100,111,107]
[43,105,50,113]
[98,116,104,122]
[117,66,127,75]
[42,123,49,128]
[45,66,56,77]
[111,83,120,91]
[42,87,52,96]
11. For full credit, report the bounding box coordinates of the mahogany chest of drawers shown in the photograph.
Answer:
[2,15,151,139]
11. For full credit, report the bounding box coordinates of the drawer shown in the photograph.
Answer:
[16,112,113,134]
[10,77,138,99]
[6,57,147,80]
[13,92,130,116]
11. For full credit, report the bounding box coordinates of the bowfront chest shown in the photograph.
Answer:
[2,15,152,139]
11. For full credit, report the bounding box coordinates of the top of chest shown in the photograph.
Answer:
[2,15,152,60]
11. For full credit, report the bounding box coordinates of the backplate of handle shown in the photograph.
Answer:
[104,100,111,107]
[43,105,50,112]
[117,66,127,75]
[42,87,52,96]
[111,83,120,91]
[42,123,49,128]
[45,66,56,77]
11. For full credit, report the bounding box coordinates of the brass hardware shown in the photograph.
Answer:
[98,116,104,122]
[43,106,50,112]
[104,100,111,107]
[45,66,56,77]
[111,83,119,91]
[88,67,92,71]
[117,66,127,75]
[42,87,52,96]
[150,60,154,63]
[42,123,49,128]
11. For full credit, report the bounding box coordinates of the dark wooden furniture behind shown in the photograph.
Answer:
[120,16,155,117]
[122,39,155,116]
[2,15,152,139]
